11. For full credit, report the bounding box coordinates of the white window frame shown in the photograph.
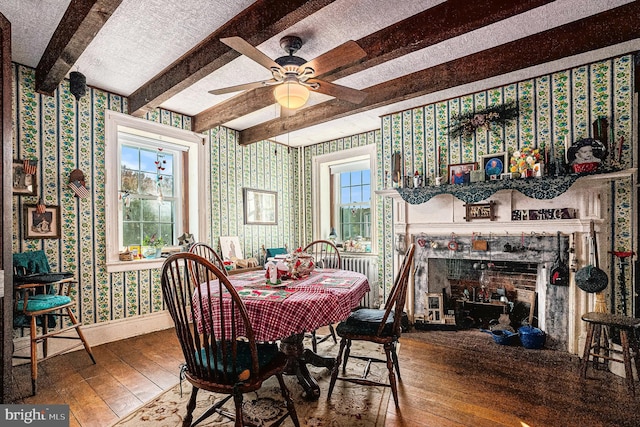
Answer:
[311,144,377,254]
[105,110,206,272]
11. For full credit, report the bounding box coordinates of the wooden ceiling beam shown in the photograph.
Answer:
[128,0,335,116]
[35,0,122,96]
[239,2,640,146]
[193,0,554,133]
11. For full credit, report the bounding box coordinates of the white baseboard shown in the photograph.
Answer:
[13,311,174,363]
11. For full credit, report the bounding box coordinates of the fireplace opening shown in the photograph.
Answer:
[416,258,540,332]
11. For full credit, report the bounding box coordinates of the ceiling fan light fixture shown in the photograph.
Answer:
[274,81,309,109]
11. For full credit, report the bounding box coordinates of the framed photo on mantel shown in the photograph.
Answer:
[481,152,507,181]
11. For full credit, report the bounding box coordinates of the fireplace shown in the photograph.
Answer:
[378,171,631,356]
[411,233,570,350]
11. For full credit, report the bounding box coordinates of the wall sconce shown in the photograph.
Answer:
[69,71,87,101]
[395,233,407,254]
[273,79,310,109]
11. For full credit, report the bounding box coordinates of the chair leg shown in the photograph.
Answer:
[391,341,401,380]
[183,386,199,427]
[342,339,352,373]
[329,324,337,343]
[580,322,594,379]
[276,373,300,427]
[233,390,244,427]
[328,338,347,399]
[620,330,635,396]
[311,330,318,353]
[42,314,49,358]
[67,307,96,364]
[384,342,400,409]
[30,314,38,395]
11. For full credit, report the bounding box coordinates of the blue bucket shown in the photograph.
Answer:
[481,329,518,345]
[518,325,546,349]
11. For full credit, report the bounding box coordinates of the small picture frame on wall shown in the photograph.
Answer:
[481,152,507,181]
[447,162,477,185]
[23,204,61,239]
[13,159,38,195]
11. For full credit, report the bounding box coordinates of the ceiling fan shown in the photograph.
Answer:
[209,35,368,111]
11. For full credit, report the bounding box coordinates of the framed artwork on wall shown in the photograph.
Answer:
[243,188,277,225]
[481,152,507,181]
[447,162,477,185]
[12,159,38,195]
[23,204,60,239]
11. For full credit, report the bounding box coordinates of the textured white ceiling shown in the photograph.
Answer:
[1,0,638,146]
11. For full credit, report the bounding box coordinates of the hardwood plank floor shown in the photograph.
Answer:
[10,327,639,426]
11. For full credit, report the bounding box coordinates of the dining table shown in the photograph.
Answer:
[192,267,370,400]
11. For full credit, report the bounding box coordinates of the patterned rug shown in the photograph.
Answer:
[113,339,391,426]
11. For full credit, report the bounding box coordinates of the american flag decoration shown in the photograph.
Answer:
[36,197,46,214]
[68,169,90,198]
[23,159,37,175]
[69,180,90,198]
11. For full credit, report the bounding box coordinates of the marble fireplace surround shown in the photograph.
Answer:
[379,171,633,355]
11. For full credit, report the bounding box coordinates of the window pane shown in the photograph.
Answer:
[351,186,362,203]
[126,199,141,221]
[162,153,174,175]
[122,222,141,246]
[159,224,173,245]
[159,175,173,197]
[142,224,160,242]
[140,172,158,195]
[362,169,371,183]
[341,187,350,202]
[121,146,139,170]
[142,199,159,221]
[140,149,157,173]
[159,201,173,222]
[362,184,371,201]
[351,170,361,185]
[121,169,138,192]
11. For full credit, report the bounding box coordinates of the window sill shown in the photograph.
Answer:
[106,258,165,273]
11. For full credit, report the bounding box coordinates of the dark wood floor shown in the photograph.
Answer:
[10,327,640,426]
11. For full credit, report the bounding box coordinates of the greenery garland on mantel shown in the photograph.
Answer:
[449,101,519,139]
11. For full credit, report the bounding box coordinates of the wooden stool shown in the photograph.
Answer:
[580,312,640,396]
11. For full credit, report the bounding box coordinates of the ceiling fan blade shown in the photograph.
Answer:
[309,79,368,104]
[299,41,366,77]
[221,36,283,72]
[208,79,278,95]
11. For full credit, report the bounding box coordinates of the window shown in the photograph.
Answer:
[311,145,376,253]
[338,169,371,243]
[119,133,183,247]
[105,110,205,271]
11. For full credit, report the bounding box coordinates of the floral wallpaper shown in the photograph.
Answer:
[9,52,636,330]
[11,64,296,327]
[378,54,635,316]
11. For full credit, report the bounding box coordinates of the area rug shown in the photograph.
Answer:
[113,339,391,426]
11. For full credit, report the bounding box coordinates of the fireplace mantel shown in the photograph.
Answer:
[376,169,635,204]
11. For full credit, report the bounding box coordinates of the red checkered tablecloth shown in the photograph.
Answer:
[193,269,369,342]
